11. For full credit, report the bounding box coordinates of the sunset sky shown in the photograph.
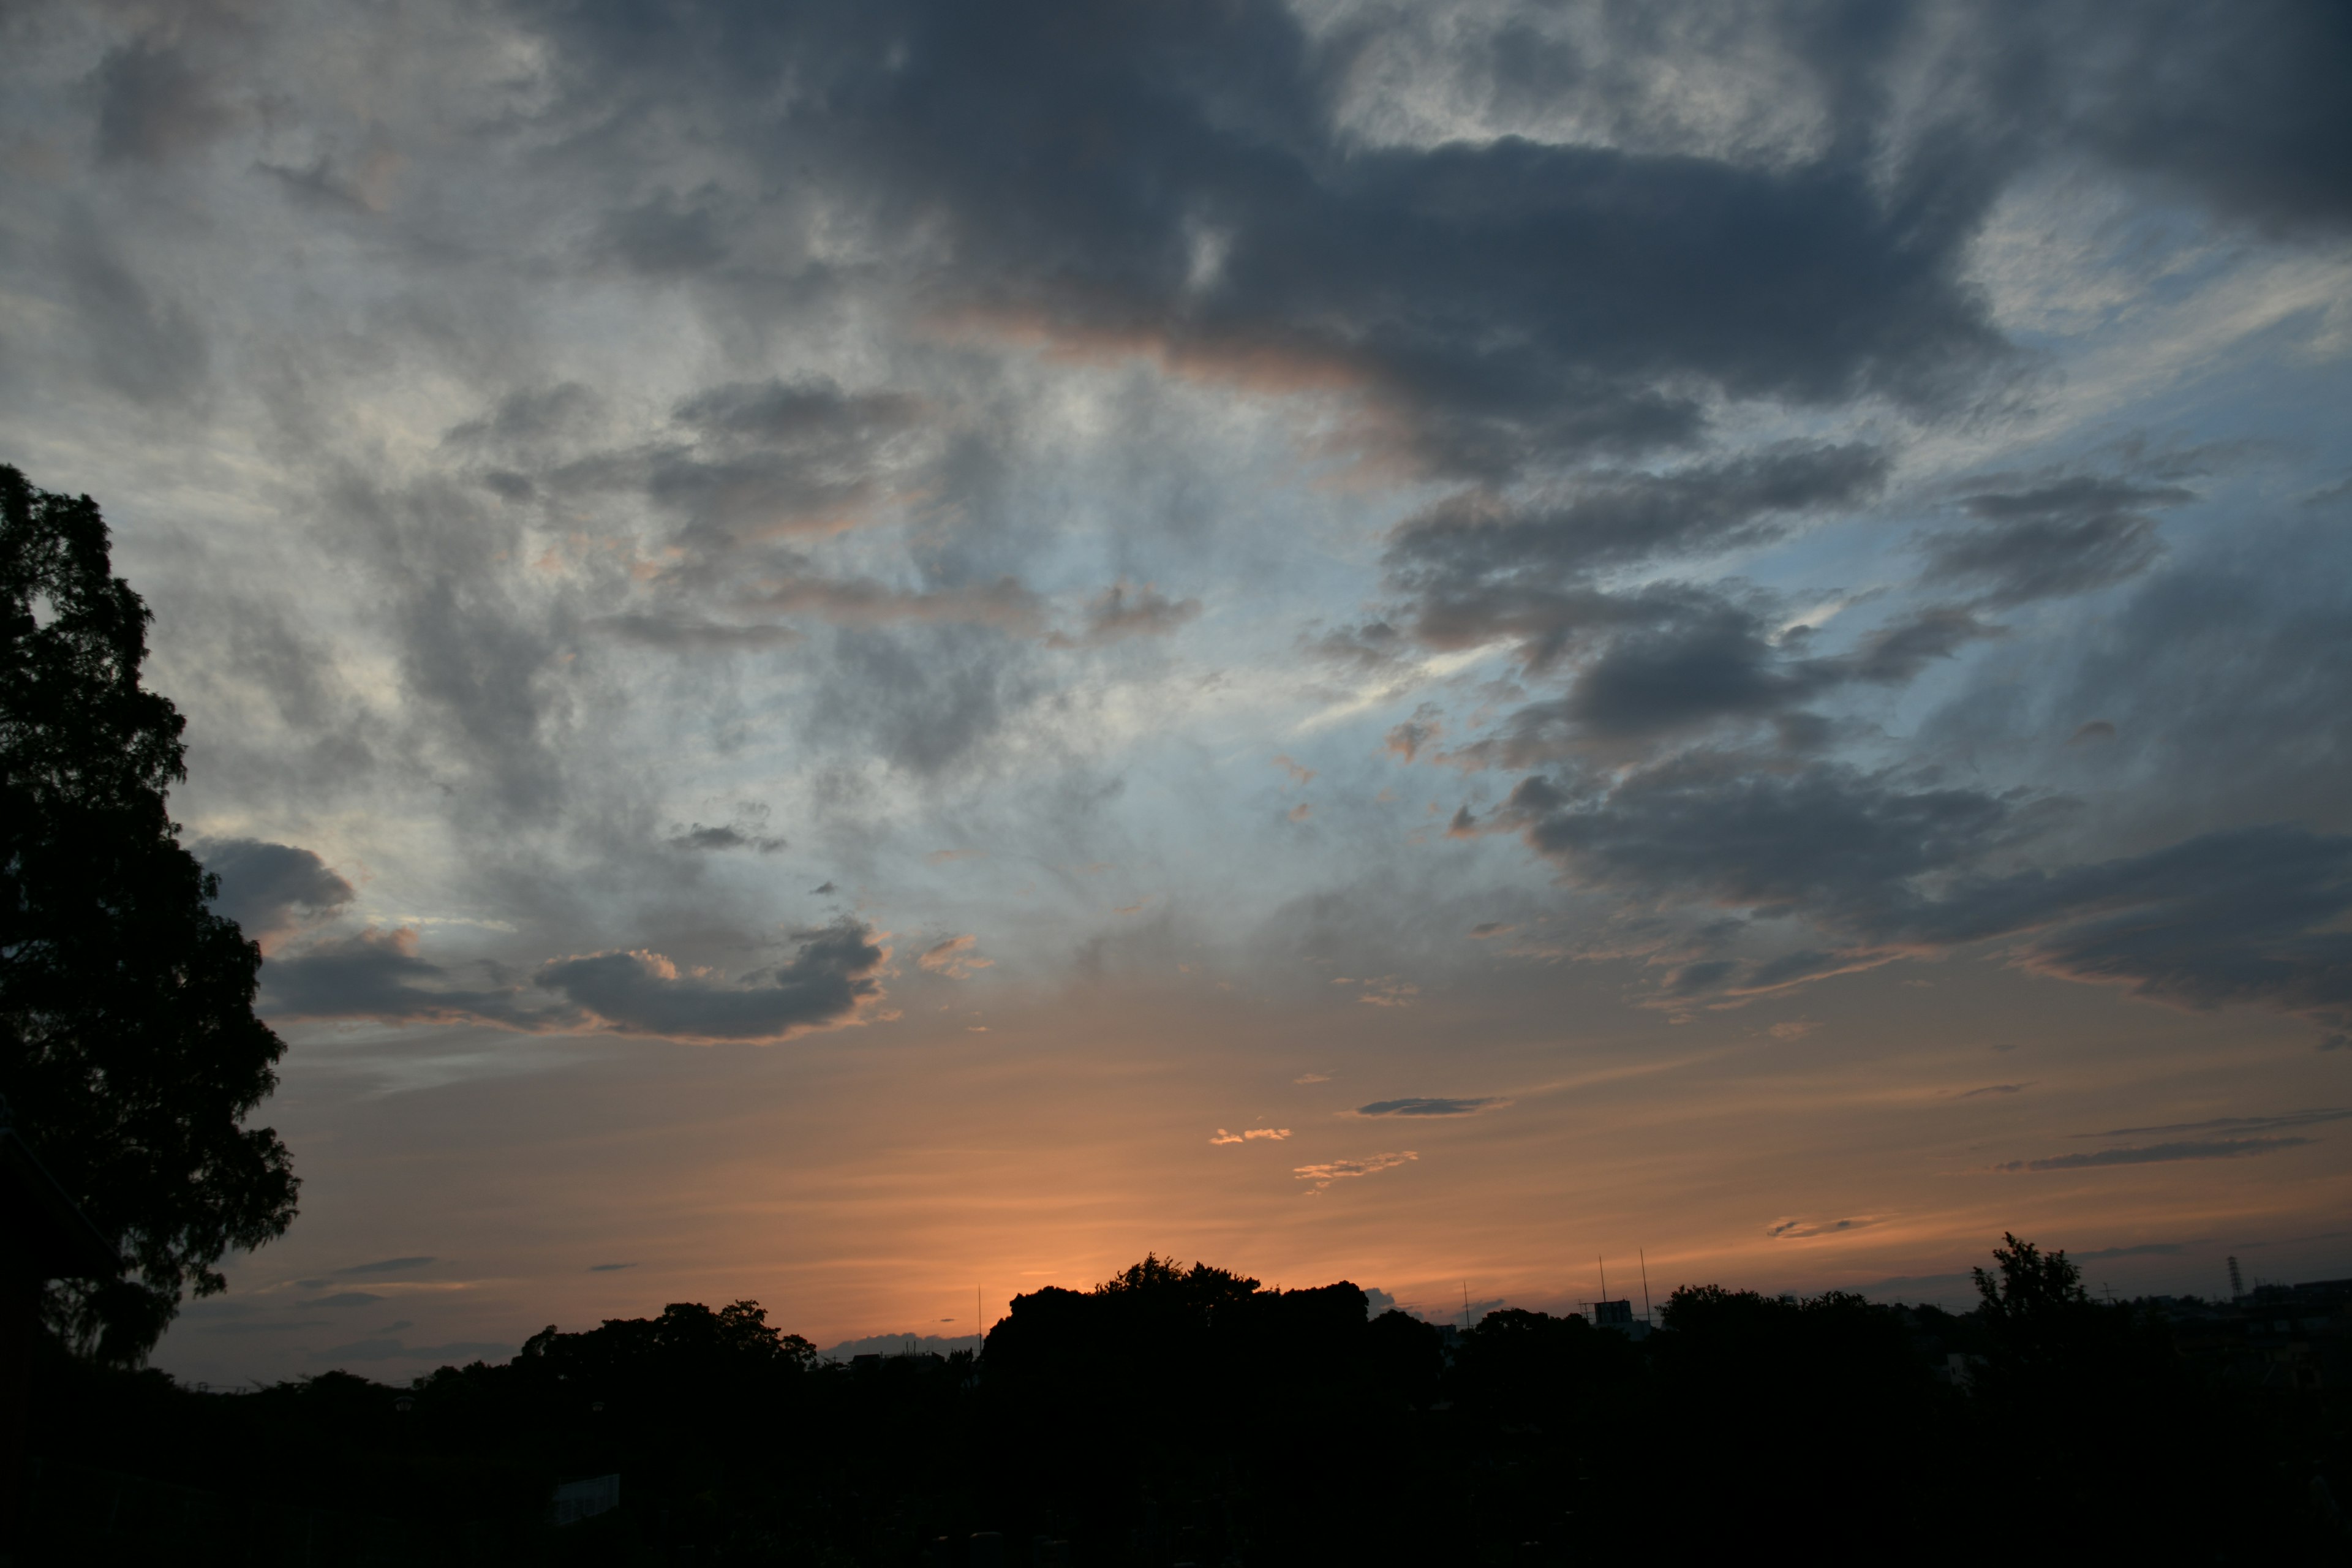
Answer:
[4,0,2348,1384]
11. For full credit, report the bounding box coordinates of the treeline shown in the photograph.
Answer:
[24,1238,2349,1564]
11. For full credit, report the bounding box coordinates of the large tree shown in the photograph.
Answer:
[0,464,297,1363]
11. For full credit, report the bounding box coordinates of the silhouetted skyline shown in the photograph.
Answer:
[1,0,2346,1387]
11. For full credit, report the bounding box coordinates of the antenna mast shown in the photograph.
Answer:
[1598,1255,1607,1307]
[1461,1280,1471,1333]
[1640,1248,1653,1327]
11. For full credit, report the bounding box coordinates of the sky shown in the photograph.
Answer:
[3,0,2348,1384]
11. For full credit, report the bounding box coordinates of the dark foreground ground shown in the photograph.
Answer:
[21,1249,2352,1565]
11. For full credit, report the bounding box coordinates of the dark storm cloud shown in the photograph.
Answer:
[1993,1137,2312,1172]
[1922,475,2187,606]
[89,40,235,165]
[524,1,2013,478]
[198,839,356,942]
[537,918,888,1043]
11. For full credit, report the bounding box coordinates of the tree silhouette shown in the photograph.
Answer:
[1,465,297,1363]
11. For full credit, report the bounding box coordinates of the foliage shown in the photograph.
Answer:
[0,464,298,1363]
[23,1240,2348,1564]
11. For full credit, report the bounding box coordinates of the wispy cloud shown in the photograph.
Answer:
[1355,1097,1506,1118]
[1210,1127,1292,1144]
[2075,1107,2351,1138]
[917,934,992,979]
[1993,1137,2313,1171]
[1294,1152,1419,1188]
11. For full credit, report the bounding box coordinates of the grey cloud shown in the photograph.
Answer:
[337,1257,435,1275]
[1355,1096,1506,1117]
[598,186,732,274]
[530,2,2013,480]
[2079,1107,2352,1139]
[2071,1243,2187,1261]
[1994,1137,2313,1172]
[537,917,888,1042]
[672,824,787,853]
[589,1262,636,1272]
[1051,581,1202,647]
[807,623,1040,777]
[1923,475,2187,606]
[1494,758,2352,1039]
[258,927,565,1029]
[57,213,207,408]
[1389,446,1888,626]
[198,839,356,942]
[298,1292,383,1309]
[443,383,605,451]
[591,616,804,650]
[1963,1083,2030,1096]
[90,40,235,164]
[2064,0,2352,235]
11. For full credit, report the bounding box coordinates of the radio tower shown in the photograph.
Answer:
[2226,1256,2244,1300]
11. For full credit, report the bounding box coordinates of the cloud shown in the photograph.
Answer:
[539,919,891,1044]
[1766,1216,1878,1238]
[1355,1098,1506,1118]
[672,823,786,853]
[1050,581,1202,646]
[589,1262,636,1272]
[671,807,788,854]
[1963,1083,2031,1097]
[336,1257,435,1276]
[258,927,560,1030]
[1468,922,1513,940]
[198,839,356,945]
[1209,1128,1292,1144]
[1922,474,2187,606]
[1992,1137,2314,1172]
[265,919,891,1045]
[89,40,235,165]
[1293,1073,1331,1084]
[2076,1107,2352,1139]
[917,935,993,979]
[1294,1152,1419,1188]
[2070,1243,2187,1261]
[298,1292,384,1309]
[1491,759,2352,1040]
